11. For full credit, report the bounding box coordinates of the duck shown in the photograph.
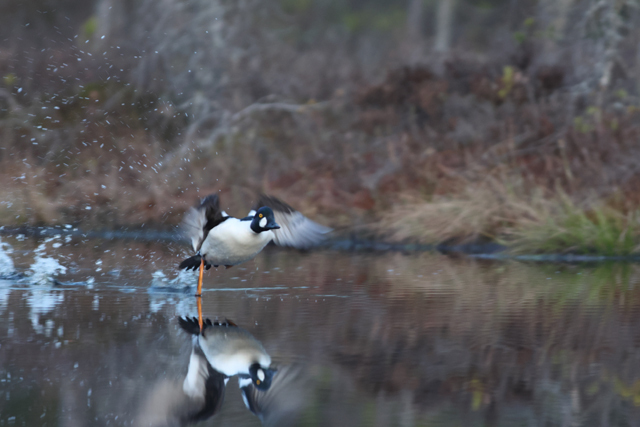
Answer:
[179,193,331,299]
[179,316,276,391]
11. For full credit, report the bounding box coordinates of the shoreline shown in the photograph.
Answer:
[4,225,640,263]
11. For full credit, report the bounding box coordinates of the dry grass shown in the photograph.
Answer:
[508,198,640,255]
[378,174,640,255]
[377,175,552,244]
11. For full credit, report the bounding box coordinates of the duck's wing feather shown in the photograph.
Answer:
[181,194,230,252]
[178,317,228,422]
[182,345,227,424]
[253,195,331,249]
[138,319,227,426]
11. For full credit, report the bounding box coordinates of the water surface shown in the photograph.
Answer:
[1,235,640,426]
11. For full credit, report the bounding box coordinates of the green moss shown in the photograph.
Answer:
[3,73,17,87]
[498,65,516,99]
[342,7,405,33]
[81,15,98,40]
[513,31,526,44]
[280,0,313,14]
[573,115,594,133]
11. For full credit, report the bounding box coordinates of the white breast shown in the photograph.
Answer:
[204,352,259,377]
[200,219,273,266]
[198,329,272,376]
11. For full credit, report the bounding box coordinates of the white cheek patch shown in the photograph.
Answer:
[259,217,267,228]
[257,369,266,382]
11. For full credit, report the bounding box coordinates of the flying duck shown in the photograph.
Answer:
[179,317,276,391]
[179,194,331,298]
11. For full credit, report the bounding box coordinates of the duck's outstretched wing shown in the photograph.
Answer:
[239,364,308,427]
[181,345,227,425]
[181,194,229,252]
[253,195,331,249]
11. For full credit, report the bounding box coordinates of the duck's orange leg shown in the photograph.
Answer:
[196,294,203,332]
[196,258,204,297]
[196,258,205,332]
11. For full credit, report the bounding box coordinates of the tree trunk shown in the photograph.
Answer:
[536,0,574,61]
[406,0,425,43]
[435,0,456,53]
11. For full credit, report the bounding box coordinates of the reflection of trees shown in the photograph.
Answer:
[323,259,640,425]
[200,253,640,425]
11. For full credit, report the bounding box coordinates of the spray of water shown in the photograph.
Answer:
[0,237,16,277]
[28,237,68,285]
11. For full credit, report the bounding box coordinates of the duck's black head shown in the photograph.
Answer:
[250,207,280,234]
[249,363,276,391]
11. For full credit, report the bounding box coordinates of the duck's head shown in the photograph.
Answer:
[250,207,280,234]
[249,363,276,391]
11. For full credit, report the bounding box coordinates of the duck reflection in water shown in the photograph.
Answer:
[136,320,227,427]
[180,316,276,389]
[138,316,277,426]
[185,317,315,426]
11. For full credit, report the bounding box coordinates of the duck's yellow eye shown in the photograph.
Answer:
[259,214,263,218]
[256,380,261,385]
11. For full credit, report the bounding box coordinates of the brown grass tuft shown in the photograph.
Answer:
[377,175,553,244]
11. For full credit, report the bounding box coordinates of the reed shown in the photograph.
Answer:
[378,176,640,255]
[509,198,640,255]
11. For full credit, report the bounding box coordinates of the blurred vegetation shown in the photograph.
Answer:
[511,200,640,256]
[1,0,640,254]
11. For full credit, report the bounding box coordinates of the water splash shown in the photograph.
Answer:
[27,237,68,285]
[0,237,16,277]
[148,270,197,316]
[28,257,68,285]
[28,288,65,334]
[148,293,195,317]
[148,269,194,293]
[0,286,10,315]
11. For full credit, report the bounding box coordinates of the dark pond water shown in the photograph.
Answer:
[1,234,640,426]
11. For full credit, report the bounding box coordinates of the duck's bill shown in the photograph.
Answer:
[266,223,281,230]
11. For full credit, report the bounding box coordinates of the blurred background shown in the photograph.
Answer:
[1,0,640,253]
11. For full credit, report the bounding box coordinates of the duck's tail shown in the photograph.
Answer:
[179,255,213,271]
[179,316,213,335]
[178,317,239,336]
